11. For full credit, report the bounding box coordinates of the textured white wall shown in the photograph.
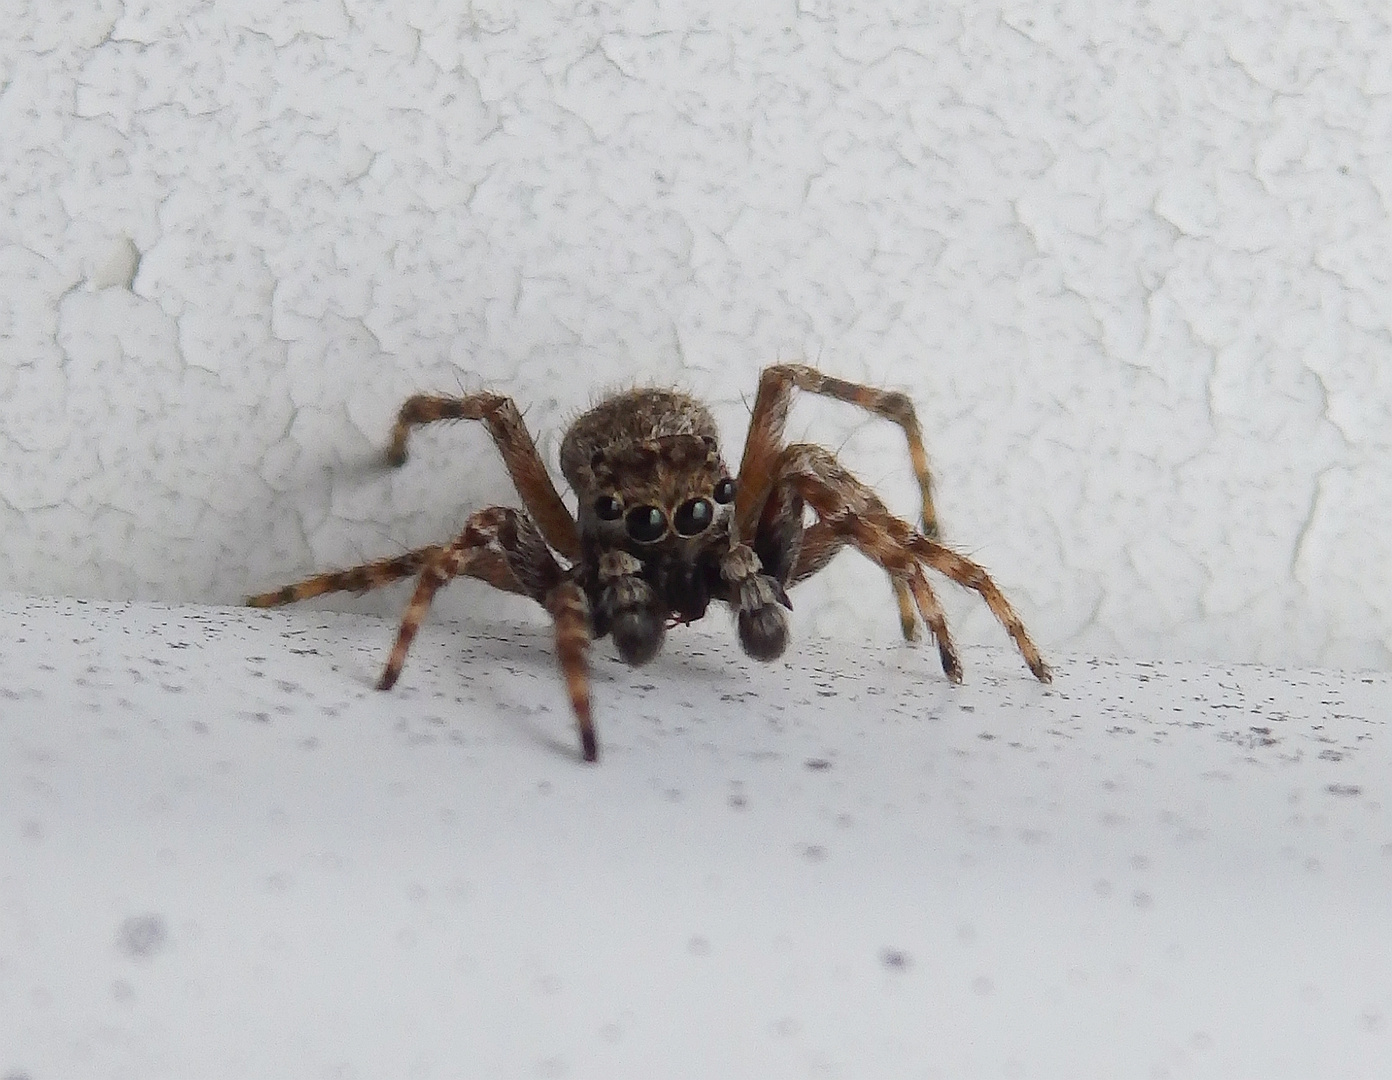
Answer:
[2,2,1389,669]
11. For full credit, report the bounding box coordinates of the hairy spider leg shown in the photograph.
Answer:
[785,450,1046,679]
[734,363,941,543]
[732,364,941,641]
[905,535,1051,683]
[377,544,485,691]
[247,546,524,608]
[767,442,1049,684]
[546,581,597,762]
[387,392,581,560]
[758,444,963,680]
[373,506,567,687]
[789,520,921,642]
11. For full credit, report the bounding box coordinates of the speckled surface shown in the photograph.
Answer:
[2,595,1389,1077]
[1,4,1390,670]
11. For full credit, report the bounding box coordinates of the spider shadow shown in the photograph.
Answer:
[448,621,757,762]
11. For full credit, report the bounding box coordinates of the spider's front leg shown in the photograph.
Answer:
[545,580,598,762]
[734,364,941,541]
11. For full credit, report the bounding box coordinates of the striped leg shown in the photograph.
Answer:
[546,581,598,762]
[905,536,1051,683]
[374,507,566,690]
[787,518,921,642]
[386,392,580,560]
[733,364,940,545]
[376,544,480,690]
[247,546,524,608]
[772,444,1048,683]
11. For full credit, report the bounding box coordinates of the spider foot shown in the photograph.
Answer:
[938,640,963,683]
[246,585,299,608]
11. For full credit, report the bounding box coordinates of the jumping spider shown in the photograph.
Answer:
[248,364,1050,761]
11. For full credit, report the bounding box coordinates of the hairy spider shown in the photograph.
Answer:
[248,364,1050,762]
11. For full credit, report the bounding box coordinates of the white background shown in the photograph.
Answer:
[2,1,1391,669]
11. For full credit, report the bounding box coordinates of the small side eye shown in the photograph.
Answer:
[594,495,622,521]
[625,505,668,543]
[673,498,714,537]
[713,478,736,504]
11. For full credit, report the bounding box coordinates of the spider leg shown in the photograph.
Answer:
[791,506,962,681]
[753,444,918,642]
[375,507,562,691]
[787,519,921,642]
[248,546,444,607]
[376,544,478,691]
[545,580,597,762]
[247,546,525,608]
[904,535,1051,683]
[903,564,962,681]
[386,392,580,560]
[734,363,940,544]
[770,444,1047,683]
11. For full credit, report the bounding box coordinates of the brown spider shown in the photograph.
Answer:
[248,364,1050,762]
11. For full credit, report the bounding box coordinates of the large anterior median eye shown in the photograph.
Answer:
[594,495,623,521]
[625,505,667,543]
[673,497,714,537]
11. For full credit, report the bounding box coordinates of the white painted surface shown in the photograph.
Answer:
[2,596,1390,1078]
[1,3,1389,669]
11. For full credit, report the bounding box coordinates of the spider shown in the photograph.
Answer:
[248,364,1050,762]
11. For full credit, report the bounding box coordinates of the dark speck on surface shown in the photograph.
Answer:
[118,914,168,959]
[880,948,911,970]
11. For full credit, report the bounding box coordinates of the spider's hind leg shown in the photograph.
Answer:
[770,442,1048,683]
[905,536,1051,683]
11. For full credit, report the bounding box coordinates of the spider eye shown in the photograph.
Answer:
[673,497,714,537]
[713,478,736,504]
[625,505,668,543]
[594,495,622,521]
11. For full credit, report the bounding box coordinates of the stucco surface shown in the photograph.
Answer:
[2,2,1390,668]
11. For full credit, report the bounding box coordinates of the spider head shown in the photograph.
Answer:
[579,433,736,553]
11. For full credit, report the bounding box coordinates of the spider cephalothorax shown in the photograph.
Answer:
[249,365,1050,762]
[557,389,787,668]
